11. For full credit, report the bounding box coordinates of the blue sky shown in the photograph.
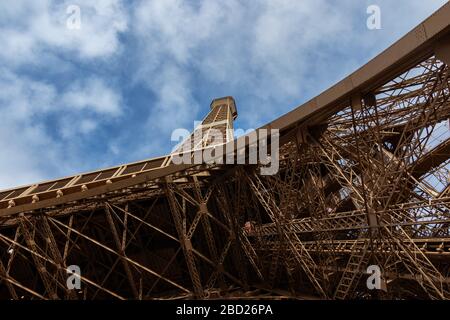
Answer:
[0,0,447,189]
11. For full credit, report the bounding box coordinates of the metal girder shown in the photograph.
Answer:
[1,4,450,300]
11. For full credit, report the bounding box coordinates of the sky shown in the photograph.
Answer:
[0,0,447,189]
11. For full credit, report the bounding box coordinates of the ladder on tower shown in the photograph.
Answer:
[334,240,370,299]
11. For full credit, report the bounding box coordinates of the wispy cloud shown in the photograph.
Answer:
[0,0,447,189]
[0,69,125,188]
[61,77,123,116]
[0,0,128,188]
[0,0,128,66]
[130,0,447,128]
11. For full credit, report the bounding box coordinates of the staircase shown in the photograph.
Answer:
[334,240,370,299]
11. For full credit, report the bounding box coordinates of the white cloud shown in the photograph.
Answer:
[0,124,53,189]
[0,69,57,121]
[79,119,98,134]
[61,77,123,116]
[1,0,448,190]
[132,0,353,129]
[0,0,128,66]
[0,71,123,189]
[132,0,447,128]
[0,71,61,188]
[0,0,128,189]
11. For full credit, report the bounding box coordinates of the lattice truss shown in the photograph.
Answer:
[0,56,449,300]
[247,56,450,299]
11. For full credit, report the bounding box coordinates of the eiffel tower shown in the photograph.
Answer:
[1,4,450,300]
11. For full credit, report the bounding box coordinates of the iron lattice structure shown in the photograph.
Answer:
[1,4,450,300]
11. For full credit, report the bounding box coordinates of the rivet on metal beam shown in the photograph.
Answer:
[32,195,39,203]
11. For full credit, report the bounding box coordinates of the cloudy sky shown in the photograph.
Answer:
[0,0,447,189]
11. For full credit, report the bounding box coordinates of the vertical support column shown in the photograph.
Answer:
[19,215,59,299]
[247,170,328,298]
[104,203,139,299]
[350,94,378,230]
[165,177,204,298]
[215,184,251,288]
[38,215,78,300]
[192,176,225,290]
[333,95,373,299]
[0,258,19,299]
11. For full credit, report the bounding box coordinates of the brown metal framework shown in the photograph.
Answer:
[1,4,450,300]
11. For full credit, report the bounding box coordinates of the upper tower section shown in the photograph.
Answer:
[170,96,238,156]
[210,96,238,120]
